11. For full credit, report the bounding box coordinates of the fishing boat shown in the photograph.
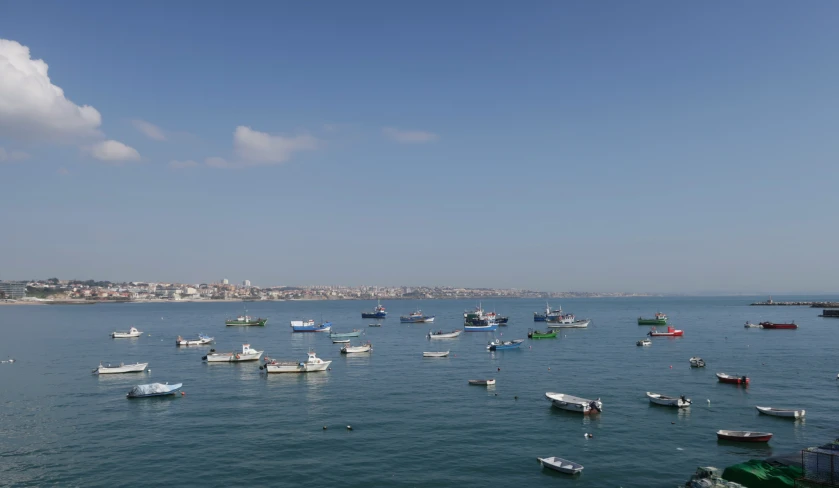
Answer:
[648,326,683,337]
[716,430,773,443]
[690,357,706,367]
[534,303,562,322]
[528,329,557,339]
[637,338,652,346]
[546,310,590,328]
[468,379,495,386]
[646,392,692,408]
[482,311,508,325]
[464,303,508,325]
[545,392,603,414]
[361,300,387,319]
[111,327,142,338]
[464,321,498,332]
[755,406,805,418]
[717,373,749,385]
[225,310,267,326]
[290,320,332,332]
[332,339,351,344]
[423,351,449,358]
[638,312,668,325]
[759,321,798,330]
[340,341,372,354]
[175,334,214,346]
[744,322,761,328]
[537,457,584,475]
[399,310,435,323]
[126,382,183,398]
[427,329,463,339]
[94,362,148,374]
[262,351,331,374]
[329,329,362,338]
[487,338,524,351]
[368,323,381,327]
[203,344,263,362]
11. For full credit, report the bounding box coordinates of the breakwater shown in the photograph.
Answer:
[749,301,839,307]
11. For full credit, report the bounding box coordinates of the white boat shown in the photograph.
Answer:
[646,392,691,408]
[423,351,449,358]
[744,321,761,328]
[545,392,602,414]
[755,406,805,418]
[690,357,706,367]
[203,344,263,362]
[332,339,351,344]
[94,362,148,374]
[637,338,652,346]
[468,379,495,386]
[340,342,372,354]
[176,334,214,346]
[537,456,584,475]
[262,351,331,374]
[427,329,463,339]
[127,382,182,398]
[290,319,315,327]
[111,327,142,338]
[547,318,590,329]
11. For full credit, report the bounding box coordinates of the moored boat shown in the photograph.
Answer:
[648,326,683,337]
[755,406,805,419]
[547,318,591,328]
[537,456,584,475]
[290,320,332,332]
[94,362,148,374]
[332,339,351,344]
[464,321,498,332]
[111,327,142,338]
[638,312,668,325]
[717,373,749,385]
[203,344,263,362]
[262,351,331,374]
[689,357,705,367]
[361,300,387,319]
[225,310,267,326]
[468,379,495,386]
[368,323,381,327]
[176,334,214,346]
[464,303,507,325]
[759,321,798,330]
[528,329,557,339]
[340,341,372,354]
[744,322,761,328]
[646,392,691,408]
[534,303,561,322]
[545,392,602,414]
[329,329,362,338]
[127,382,182,398]
[637,338,652,346]
[399,310,435,323]
[423,351,449,358]
[427,329,463,339]
[716,430,772,442]
[487,338,524,351]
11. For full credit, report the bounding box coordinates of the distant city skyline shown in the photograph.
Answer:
[2,2,838,293]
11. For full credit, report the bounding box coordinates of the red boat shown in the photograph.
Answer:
[716,373,749,385]
[759,321,798,330]
[716,430,772,442]
[648,326,684,337]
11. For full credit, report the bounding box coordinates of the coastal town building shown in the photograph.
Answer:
[0,281,27,299]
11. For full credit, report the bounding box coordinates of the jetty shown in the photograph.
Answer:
[749,297,839,307]
[819,309,839,318]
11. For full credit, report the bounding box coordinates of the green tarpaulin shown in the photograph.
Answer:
[722,460,802,488]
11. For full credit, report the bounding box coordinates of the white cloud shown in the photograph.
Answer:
[0,39,102,141]
[0,147,30,162]
[169,159,198,169]
[233,126,318,165]
[382,127,438,143]
[89,140,140,162]
[132,119,166,141]
[204,156,231,168]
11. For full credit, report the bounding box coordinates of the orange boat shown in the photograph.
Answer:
[648,326,683,337]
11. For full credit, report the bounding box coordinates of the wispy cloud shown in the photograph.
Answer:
[0,147,30,162]
[88,140,141,162]
[132,119,166,141]
[56,167,69,175]
[204,156,232,168]
[169,159,199,169]
[201,126,319,169]
[382,127,438,144]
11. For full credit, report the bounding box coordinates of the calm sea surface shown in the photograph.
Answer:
[1,297,836,487]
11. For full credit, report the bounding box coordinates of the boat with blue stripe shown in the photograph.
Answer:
[464,321,498,332]
[399,310,435,323]
[361,300,387,319]
[487,339,524,351]
[290,320,332,332]
[534,303,563,322]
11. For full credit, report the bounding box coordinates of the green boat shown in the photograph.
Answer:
[527,329,557,339]
[225,310,267,326]
[638,312,667,325]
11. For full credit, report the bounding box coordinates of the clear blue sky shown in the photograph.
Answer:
[1,1,837,293]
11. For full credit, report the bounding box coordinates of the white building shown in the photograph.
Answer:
[243,280,251,287]
[222,278,229,285]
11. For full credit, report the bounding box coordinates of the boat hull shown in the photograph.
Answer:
[423,351,449,357]
[716,431,772,442]
[716,373,749,385]
[96,363,148,374]
[127,383,183,398]
[488,340,524,351]
[361,312,386,319]
[646,392,691,408]
[545,393,602,414]
[538,457,584,475]
[547,320,590,329]
[464,324,498,332]
[759,322,798,329]
[265,361,331,373]
[205,352,263,362]
[399,316,435,323]
[329,330,362,338]
[528,330,557,339]
[111,332,142,338]
[225,319,267,326]
[428,330,463,339]
[468,379,495,386]
[756,406,805,418]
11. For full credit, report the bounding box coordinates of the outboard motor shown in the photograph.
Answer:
[589,401,601,413]
[201,355,208,360]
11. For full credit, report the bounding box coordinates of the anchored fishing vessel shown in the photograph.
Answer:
[176,334,214,346]
[546,313,590,328]
[758,321,798,329]
[203,344,263,362]
[262,351,331,373]
[648,326,683,337]
[329,329,362,338]
[111,327,142,338]
[225,310,267,326]
[361,300,387,319]
[340,341,372,354]
[528,329,557,339]
[399,310,435,323]
[464,303,508,325]
[464,320,498,332]
[290,320,332,332]
[638,312,668,325]
[534,303,563,322]
[487,338,524,351]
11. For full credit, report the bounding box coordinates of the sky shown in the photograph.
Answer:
[1,1,838,294]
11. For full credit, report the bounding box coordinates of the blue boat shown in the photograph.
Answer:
[534,303,562,322]
[290,320,332,332]
[487,339,524,351]
[399,310,435,323]
[126,382,183,398]
[361,300,387,319]
[464,321,498,332]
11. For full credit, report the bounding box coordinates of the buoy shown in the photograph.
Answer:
[346,425,352,431]
[671,421,675,424]
[670,365,672,369]
[323,426,327,430]
[181,391,185,396]
[514,396,518,400]
[548,367,550,371]
[497,367,501,372]
[707,399,711,405]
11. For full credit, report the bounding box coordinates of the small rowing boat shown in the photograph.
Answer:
[329,329,362,338]
[423,351,449,358]
[340,342,372,354]
[427,329,463,339]
[94,362,148,374]
[528,329,557,339]
[332,339,351,344]
[646,392,691,408]
[717,373,749,385]
[755,406,805,418]
[537,456,584,475]
[545,392,602,414]
[487,338,524,351]
[468,379,495,386]
[716,430,772,442]
[648,326,683,337]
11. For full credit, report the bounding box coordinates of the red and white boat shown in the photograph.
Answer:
[648,326,683,337]
[716,373,749,385]
[758,321,798,330]
[716,430,772,443]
